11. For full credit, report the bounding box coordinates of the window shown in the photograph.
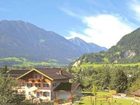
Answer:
[43,92,49,97]
[37,92,41,97]
[43,83,49,87]
[35,83,41,87]
[27,83,32,87]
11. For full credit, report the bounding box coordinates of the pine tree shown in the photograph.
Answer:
[113,69,128,93]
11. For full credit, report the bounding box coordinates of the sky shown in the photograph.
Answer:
[0,0,140,48]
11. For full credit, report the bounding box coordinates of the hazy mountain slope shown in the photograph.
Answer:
[0,20,83,64]
[69,37,107,53]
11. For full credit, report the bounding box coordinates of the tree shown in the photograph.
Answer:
[101,70,111,90]
[0,66,25,105]
[91,84,97,105]
[113,69,128,93]
[128,78,140,93]
[9,94,25,105]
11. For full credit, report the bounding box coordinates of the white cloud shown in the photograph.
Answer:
[130,0,140,21]
[60,7,80,18]
[67,31,90,40]
[67,14,134,48]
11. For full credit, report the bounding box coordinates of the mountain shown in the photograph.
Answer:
[69,37,107,53]
[108,28,140,63]
[0,20,106,65]
[0,20,82,64]
[73,28,140,65]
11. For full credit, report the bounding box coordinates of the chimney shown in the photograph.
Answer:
[58,70,63,75]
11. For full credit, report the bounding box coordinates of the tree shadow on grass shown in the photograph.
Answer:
[79,102,84,104]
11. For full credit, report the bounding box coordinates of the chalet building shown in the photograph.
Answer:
[8,68,80,102]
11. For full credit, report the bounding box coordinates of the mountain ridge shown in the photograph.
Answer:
[0,20,106,65]
[69,37,107,53]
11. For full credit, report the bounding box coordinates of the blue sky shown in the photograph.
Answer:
[0,0,140,48]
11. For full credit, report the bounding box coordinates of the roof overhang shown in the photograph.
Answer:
[16,68,53,81]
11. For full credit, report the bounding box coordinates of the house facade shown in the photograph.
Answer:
[8,68,80,102]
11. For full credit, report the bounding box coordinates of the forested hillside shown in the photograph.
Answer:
[73,28,140,65]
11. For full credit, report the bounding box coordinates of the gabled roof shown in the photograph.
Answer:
[9,68,72,80]
[37,68,72,80]
[8,69,29,78]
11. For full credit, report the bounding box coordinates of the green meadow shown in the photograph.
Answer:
[74,92,134,105]
[79,62,140,68]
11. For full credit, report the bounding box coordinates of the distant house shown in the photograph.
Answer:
[8,68,80,102]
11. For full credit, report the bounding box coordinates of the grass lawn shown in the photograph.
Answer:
[76,96,132,105]
[74,92,134,105]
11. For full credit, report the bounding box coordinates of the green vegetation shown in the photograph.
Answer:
[70,63,140,93]
[0,57,61,67]
[0,66,25,105]
[74,28,140,64]
[76,96,132,105]
[129,78,140,93]
[113,69,128,93]
[75,91,133,105]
